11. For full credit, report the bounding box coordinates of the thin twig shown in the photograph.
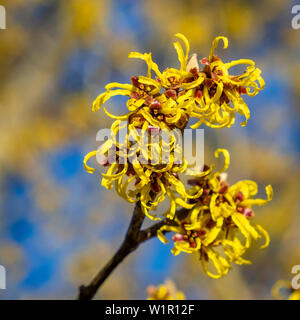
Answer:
[77,204,183,300]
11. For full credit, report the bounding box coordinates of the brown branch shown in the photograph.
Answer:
[77,201,145,300]
[77,204,183,300]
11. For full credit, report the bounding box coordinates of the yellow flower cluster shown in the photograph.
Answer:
[92,33,264,129]
[158,149,273,279]
[84,118,202,220]
[147,280,185,300]
[84,33,265,221]
[84,33,272,279]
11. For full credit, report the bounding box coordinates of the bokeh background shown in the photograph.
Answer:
[0,0,299,299]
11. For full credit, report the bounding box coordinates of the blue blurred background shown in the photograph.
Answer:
[0,0,299,299]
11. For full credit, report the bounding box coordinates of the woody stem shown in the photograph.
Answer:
[77,202,174,300]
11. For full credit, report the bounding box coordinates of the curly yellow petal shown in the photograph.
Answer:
[256,224,270,249]
[83,150,98,174]
[214,148,230,176]
[240,184,273,207]
[209,36,228,62]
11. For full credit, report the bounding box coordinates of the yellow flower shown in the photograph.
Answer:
[83,119,201,221]
[272,280,300,300]
[92,33,264,130]
[92,33,197,131]
[190,36,265,128]
[158,149,273,279]
[147,280,185,300]
[84,33,268,230]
